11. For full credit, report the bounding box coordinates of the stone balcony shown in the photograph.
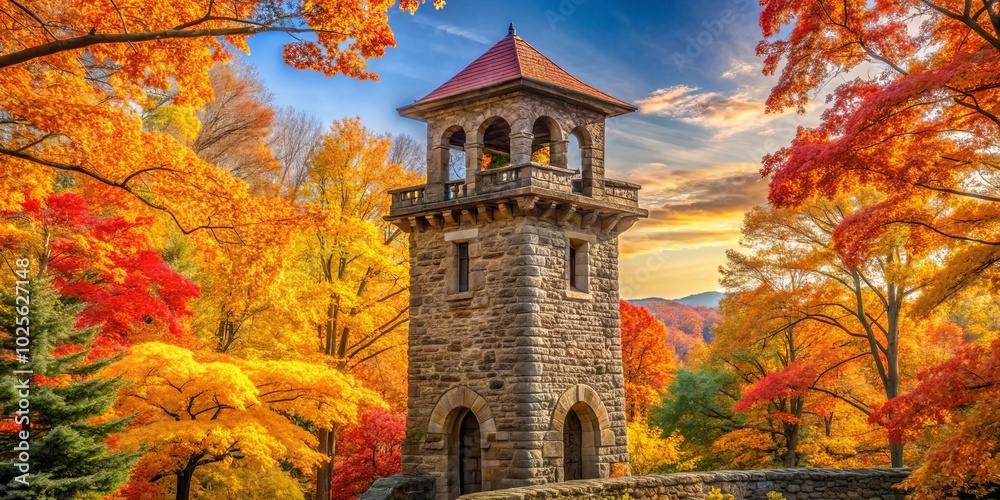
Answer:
[389,162,642,214]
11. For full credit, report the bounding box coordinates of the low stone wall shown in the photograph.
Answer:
[459,468,910,500]
[359,473,436,500]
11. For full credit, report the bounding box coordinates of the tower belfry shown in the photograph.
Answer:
[387,28,646,499]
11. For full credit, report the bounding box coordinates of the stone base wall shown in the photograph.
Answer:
[458,468,911,500]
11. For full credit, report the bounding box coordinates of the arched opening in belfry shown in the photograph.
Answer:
[531,116,565,168]
[478,117,511,170]
[441,125,467,181]
[451,409,482,496]
[568,126,590,194]
[562,402,600,480]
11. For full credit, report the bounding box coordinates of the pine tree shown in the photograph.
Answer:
[0,279,136,499]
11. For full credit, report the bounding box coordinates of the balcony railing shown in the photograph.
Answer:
[477,162,575,195]
[604,178,640,207]
[389,185,425,207]
[388,162,640,211]
[444,180,467,200]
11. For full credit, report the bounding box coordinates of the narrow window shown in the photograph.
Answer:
[457,242,470,293]
[569,246,578,290]
[567,239,589,293]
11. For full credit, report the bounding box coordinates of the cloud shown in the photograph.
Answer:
[722,60,754,79]
[634,85,776,136]
[411,17,491,45]
[436,25,492,45]
[619,165,769,256]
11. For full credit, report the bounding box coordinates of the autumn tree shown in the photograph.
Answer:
[619,300,678,421]
[758,0,1000,314]
[388,133,426,174]
[0,280,136,498]
[104,342,378,500]
[626,420,695,475]
[876,336,1000,498]
[273,108,325,201]
[296,116,420,498]
[1,192,201,356]
[0,0,441,240]
[653,367,747,469]
[331,408,406,500]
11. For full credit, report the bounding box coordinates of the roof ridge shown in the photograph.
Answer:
[511,35,524,75]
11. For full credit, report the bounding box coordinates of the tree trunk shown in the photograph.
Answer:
[784,429,798,467]
[890,441,903,468]
[783,396,803,467]
[315,424,339,500]
[886,288,903,468]
[175,467,194,500]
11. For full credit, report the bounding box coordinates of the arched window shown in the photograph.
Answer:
[531,116,564,168]
[441,125,466,182]
[478,117,511,170]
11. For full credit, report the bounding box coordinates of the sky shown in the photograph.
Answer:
[242,0,830,300]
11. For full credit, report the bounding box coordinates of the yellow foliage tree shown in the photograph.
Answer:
[103,342,379,500]
[626,420,696,475]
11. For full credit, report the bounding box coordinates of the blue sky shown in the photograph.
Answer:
[243,0,824,299]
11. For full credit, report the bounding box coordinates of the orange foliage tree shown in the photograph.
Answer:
[877,337,1000,498]
[619,300,678,421]
[757,0,1000,484]
[716,194,962,468]
[758,0,1000,315]
[0,0,441,239]
[294,116,419,498]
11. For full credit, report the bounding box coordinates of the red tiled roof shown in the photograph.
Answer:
[413,35,634,110]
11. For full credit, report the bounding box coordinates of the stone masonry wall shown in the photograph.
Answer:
[459,469,911,500]
[403,211,629,499]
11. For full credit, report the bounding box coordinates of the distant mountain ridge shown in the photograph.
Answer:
[674,291,725,308]
[627,293,722,359]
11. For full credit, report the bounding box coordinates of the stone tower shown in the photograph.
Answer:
[386,27,647,499]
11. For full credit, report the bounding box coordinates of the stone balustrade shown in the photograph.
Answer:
[389,163,643,212]
[444,180,468,200]
[476,162,576,195]
[389,185,426,207]
[604,178,640,208]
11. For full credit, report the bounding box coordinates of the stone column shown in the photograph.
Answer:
[465,141,484,194]
[509,131,533,166]
[581,146,605,197]
[549,140,568,169]
[426,145,449,202]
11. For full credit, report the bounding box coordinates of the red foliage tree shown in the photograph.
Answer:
[620,300,678,421]
[331,408,406,500]
[10,193,199,355]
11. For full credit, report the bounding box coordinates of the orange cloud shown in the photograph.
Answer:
[620,165,769,256]
[634,85,775,136]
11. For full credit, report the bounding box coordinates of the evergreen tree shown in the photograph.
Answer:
[0,279,136,499]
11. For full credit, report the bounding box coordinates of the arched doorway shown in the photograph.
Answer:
[563,409,583,480]
[551,387,610,483]
[455,409,482,495]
